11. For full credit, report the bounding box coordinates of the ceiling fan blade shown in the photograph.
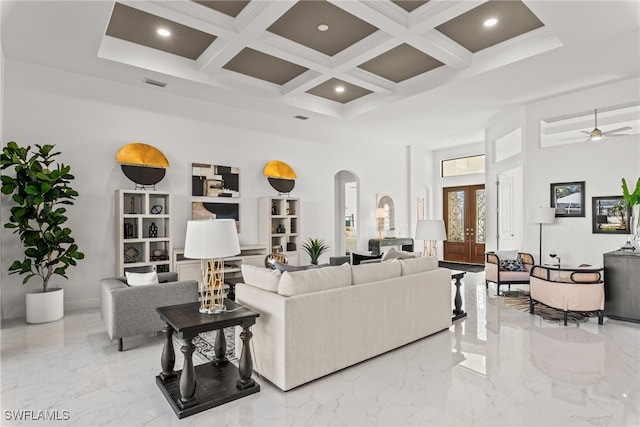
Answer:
[604,133,631,137]
[579,131,592,135]
[560,136,588,141]
[603,126,632,134]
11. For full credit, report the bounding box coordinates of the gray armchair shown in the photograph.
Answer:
[100,272,198,351]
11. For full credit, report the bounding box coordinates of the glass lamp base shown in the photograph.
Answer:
[206,304,226,314]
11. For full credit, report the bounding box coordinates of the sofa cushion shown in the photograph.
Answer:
[278,263,351,297]
[351,259,401,285]
[382,247,416,261]
[241,264,281,292]
[125,271,159,286]
[499,258,526,272]
[398,256,438,276]
[352,252,383,265]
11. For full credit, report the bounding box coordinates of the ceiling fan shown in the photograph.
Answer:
[569,108,632,141]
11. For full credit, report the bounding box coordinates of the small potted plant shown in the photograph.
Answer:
[302,238,329,265]
[1,142,85,323]
[621,177,640,250]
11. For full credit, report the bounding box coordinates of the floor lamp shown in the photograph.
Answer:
[415,219,447,257]
[529,207,555,264]
[184,218,240,314]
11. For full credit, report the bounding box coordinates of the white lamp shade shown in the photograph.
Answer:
[184,219,240,259]
[529,207,556,224]
[375,208,386,218]
[415,219,447,241]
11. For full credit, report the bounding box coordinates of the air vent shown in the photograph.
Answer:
[294,115,309,120]
[143,78,167,88]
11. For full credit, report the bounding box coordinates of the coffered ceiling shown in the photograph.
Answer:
[97,0,561,117]
[1,1,639,148]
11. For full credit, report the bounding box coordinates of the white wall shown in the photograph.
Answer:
[1,60,412,319]
[523,78,640,266]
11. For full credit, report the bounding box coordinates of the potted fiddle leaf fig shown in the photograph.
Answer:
[1,142,85,323]
[302,238,329,265]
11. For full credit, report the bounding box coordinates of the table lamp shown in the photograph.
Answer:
[415,219,447,257]
[184,218,240,314]
[375,208,385,240]
[529,207,555,265]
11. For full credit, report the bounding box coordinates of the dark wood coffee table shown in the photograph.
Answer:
[155,300,260,419]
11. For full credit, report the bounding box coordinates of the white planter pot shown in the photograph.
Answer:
[26,288,64,324]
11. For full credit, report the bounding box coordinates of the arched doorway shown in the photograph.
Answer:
[334,171,359,256]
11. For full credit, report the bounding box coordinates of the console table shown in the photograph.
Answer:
[603,250,640,323]
[368,237,414,256]
[156,300,260,418]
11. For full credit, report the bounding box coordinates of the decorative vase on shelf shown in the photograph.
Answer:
[622,205,640,251]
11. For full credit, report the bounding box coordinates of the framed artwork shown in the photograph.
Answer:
[192,163,239,198]
[191,202,240,232]
[592,196,630,234]
[550,181,585,217]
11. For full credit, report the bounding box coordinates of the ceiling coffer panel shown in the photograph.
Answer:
[267,0,378,57]
[435,0,544,53]
[359,43,444,83]
[106,3,216,60]
[306,78,372,104]
[223,48,309,86]
[192,1,251,17]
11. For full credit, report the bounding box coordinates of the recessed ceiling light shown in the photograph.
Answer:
[317,24,329,32]
[335,86,345,93]
[157,28,171,37]
[483,18,498,27]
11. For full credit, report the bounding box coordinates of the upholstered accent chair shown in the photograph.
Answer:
[100,272,198,351]
[485,251,535,295]
[529,265,604,326]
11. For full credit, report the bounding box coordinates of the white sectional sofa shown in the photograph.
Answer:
[235,257,452,391]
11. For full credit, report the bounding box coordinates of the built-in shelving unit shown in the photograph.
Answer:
[116,189,172,275]
[259,197,299,265]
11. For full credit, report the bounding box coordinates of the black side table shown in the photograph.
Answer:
[156,300,260,419]
[451,270,467,321]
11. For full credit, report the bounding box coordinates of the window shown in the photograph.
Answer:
[441,154,485,177]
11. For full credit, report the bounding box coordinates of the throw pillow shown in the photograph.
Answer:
[494,250,519,261]
[499,259,526,272]
[352,252,383,265]
[272,261,310,272]
[125,271,159,286]
[241,264,281,292]
[382,247,416,261]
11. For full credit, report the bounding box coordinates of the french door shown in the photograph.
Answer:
[443,185,486,264]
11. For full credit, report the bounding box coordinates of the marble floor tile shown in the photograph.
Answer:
[1,272,638,426]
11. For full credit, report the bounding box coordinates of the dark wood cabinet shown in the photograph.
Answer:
[603,250,640,323]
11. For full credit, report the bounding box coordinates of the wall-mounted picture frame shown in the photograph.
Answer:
[192,163,239,198]
[550,181,585,217]
[191,202,240,232]
[592,196,631,234]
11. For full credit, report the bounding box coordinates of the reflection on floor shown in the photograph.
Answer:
[1,272,638,426]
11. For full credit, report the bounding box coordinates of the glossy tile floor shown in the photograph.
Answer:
[2,272,639,426]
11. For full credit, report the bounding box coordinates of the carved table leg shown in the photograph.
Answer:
[159,324,176,381]
[236,326,255,390]
[178,338,198,409]
[452,274,467,320]
[213,328,228,366]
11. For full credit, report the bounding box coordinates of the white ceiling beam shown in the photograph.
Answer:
[198,1,298,74]
[251,32,333,72]
[328,0,407,35]
[411,30,472,70]
[340,68,396,94]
